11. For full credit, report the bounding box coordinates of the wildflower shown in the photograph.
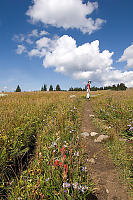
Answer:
[82,166,87,172]
[64,164,68,172]
[61,146,65,153]
[82,189,85,193]
[84,185,88,190]
[78,185,82,190]
[59,162,63,168]
[9,180,13,185]
[129,127,133,131]
[72,182,78,189]
[63,164,68,179]
[56,137,60,141]
[74,152,79,156]
[64,155,66,159]
[127,124,131,127]
[54,160,59,166]
[50,141,57,148]
[63,182,71,188]
[52,141,57,146]
[81,186,85,193]
[39,152,42,160]
[45,178,49,182]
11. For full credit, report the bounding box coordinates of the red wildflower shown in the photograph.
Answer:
[63,164,68,180]
[64,164,68,173]
[64,155,66,159]
[60,162,63,168]
[54,160,59,166]
[60,146,65,153]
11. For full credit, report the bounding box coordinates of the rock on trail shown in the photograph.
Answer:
[94,135,109,143]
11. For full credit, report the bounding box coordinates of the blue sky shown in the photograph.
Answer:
[0,0,133,92]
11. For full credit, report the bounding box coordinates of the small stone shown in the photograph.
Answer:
[90,132,99,137]
[80,132,90,137]
[119,138,127,142]
[0,94,8,97]
[106,188,109,194]
[89,158,95,164]
[94,135,109,143]
[70,95,76,98]
[89,114,95,118]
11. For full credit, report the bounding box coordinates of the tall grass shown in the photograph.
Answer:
[0,92,94,199]
[90,89,133,196]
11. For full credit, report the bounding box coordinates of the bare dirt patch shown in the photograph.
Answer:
[80,100,129,200]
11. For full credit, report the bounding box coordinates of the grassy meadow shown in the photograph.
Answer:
[90,89,133,194]
[0,89,132,199]
[0,91,94,199]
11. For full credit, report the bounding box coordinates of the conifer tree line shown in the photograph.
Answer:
[41,84,61,91]
[90,83,127,91]
[14,82,127,92]
[69,83,127,91]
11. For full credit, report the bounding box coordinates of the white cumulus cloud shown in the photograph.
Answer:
[26,38,33,44]
[26,0,105,34]
[28,29,39,37]
[42,35,133,87]
[16,45,26,54]
[40,30,49,36]
[15,34,133,87]
[28,48,46,57]
[13,34,25,42]
[118,44,133,68]
[36,37,54,49]
[43,35,113,74]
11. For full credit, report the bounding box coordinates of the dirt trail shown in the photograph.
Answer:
[81,100,129,200]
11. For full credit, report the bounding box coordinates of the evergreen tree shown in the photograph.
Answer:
[15,85,21,92]
[49,85,53,91]
[117,84,120,90]
[41,84,47,91]
[41,86,44,91]
[43,84,47,91]
[56,84,61,91]
[119,83,127,90]
[69,87,73,91]
[112,85,117,90]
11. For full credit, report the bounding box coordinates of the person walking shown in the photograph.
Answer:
[86,80,91,99]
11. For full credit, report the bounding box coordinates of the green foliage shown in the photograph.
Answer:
[90,89,133,194]
[49,85,53,91]
[91,83,127,91]
[69,87,83,91]
[41,84,47,91]
[56,84,61,91]
[0,92,94,199]
[69,87,73,91]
